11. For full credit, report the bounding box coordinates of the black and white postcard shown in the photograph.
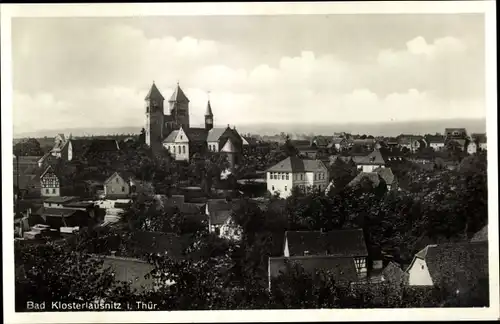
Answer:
[2,1,498,323]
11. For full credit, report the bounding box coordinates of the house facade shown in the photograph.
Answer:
[425,135,446,151]
[352,149,386,172]
[266,157,329,198]
[40,166,60,197]
[103,172,133,198]
[206,199,242,241]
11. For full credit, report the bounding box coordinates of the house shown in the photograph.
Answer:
[328,137,349,152]
[471,133,487,151]
[466,141,477,155]
[283,229,368,278]
[43,196,80,208]
[57,138,120,161]
[103,172,135,198]
[425,135,446,151]
[310,136,330,152]
[351,149,386,172]
[268,255,359,290]
[470,225,487,242]
[352,138,376,150]
[445,128,468,139]
[386,137,399,148]
[291,140,318,159]
[205,198,242,240]
[405,242,488,293]
[266,157,329,198]
[34,206,92,232]
[397,135,424,152]
[39,165,60,197]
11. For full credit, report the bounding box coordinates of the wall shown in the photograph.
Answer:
[267,172,294,198]
[41,187,60,197]
[207,141,219,152]
[362,164,384,172]
[407,258,434,286]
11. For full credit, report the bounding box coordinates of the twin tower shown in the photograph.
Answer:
[144,82,214,149]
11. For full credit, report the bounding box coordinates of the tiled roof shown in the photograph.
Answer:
[471,225,488,242]
[417,242,489,290]
[184,127,209,142]
[347,172,381,188]
[312,136,329,147]
[285,229,368,257]
[352,139,376,146]
[15,156,42,164]
[44,196,80,204]
[266,157,327,173]
[373,167,396,185]
[206,127,228,142]
[168,84,190,103]
[425,135,446,144]
[206,199,242,226]
[88,139,120,152]
[102,256,154,292]
[331,137,347,145]
[40,207,78,217]
[291,139,311,147]
[144,82,165,100]
[242,136,258,146]
[163,130,179,143]
[351,149,385,166]
[269,255,358,283]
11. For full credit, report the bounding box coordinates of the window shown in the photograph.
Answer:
[182,145,186,154]
[52,189,56,194]
[122,186,125,192]
[45,189,49,194]
[421,265,424,270]
[180,135,183,140]
[272,185,275,191]
[116,178,119,183]
[282,173,285,180]
[301,174,304,180]
[286,173,289,180]
[285,186,287,191]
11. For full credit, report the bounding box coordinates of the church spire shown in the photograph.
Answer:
[145,81,164,100]
[205,93,213,117]
[168,82,190,103]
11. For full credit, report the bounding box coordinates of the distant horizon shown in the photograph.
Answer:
[13,117,487,139]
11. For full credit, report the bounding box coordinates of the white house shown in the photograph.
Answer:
[425,135,446,151]
[103,172,134,198]
[266,157,329,198]
[206,199,242,241]
[467,141,477,155]
[406,242,488,290]
[351,149,386,172]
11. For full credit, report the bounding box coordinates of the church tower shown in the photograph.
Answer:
[168,82,190,130]
[205,100,214,131]
[144,82,165,150]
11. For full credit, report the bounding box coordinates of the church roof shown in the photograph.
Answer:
[144,82,164,100]
[168,84,190,103]
[163,130,179,143]
[207,127,229,142]
[205,100,213,116]
[184,127,209,142]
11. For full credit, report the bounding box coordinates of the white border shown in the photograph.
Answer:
[2,2,498,323]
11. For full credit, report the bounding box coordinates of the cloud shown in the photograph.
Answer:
[11,18,485,134]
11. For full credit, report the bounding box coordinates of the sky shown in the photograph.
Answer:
[11,14,486,135]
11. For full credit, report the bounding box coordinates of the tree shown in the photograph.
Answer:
[15,241,135,311]
[13,138,44,156]
[328,158,357,189]
[138,128,146,144]
[282,135,299,157]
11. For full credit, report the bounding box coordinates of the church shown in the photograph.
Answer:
[144,82,243,167]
